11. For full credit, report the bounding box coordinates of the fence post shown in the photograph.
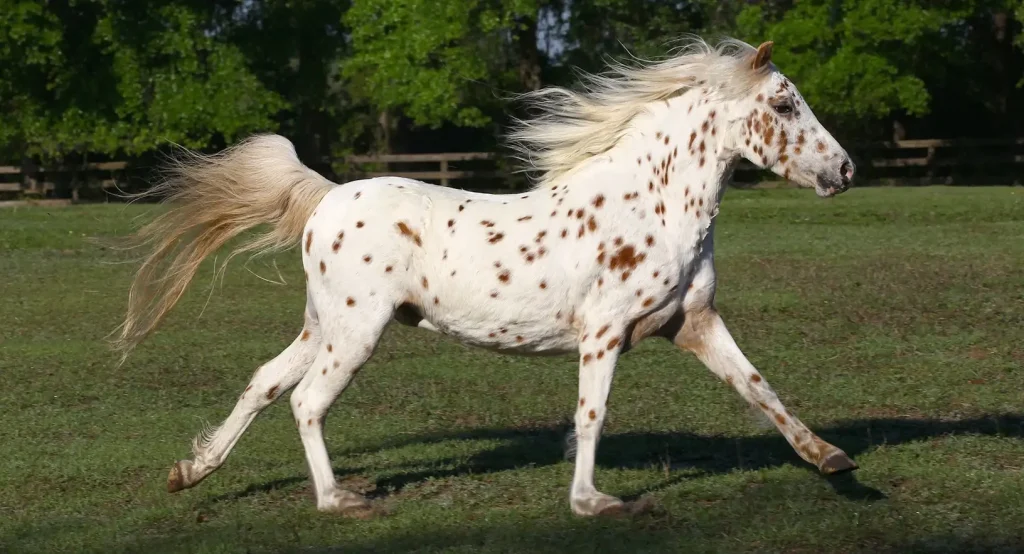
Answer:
[20,157,40,196]
[440,159,449,187]
[925,145,936,183]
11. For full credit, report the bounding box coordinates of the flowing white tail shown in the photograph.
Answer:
[113,134,333,358]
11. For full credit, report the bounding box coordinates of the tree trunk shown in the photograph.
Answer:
[515,15,542,91]
[377,110,393,154]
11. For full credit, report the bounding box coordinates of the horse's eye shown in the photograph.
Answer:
[773,101,793,115]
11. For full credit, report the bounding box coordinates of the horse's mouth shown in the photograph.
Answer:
[815,182,849,198]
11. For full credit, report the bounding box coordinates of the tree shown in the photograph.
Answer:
[0,0,286,162]
[341,0,546,151]
[733,0,1024,137]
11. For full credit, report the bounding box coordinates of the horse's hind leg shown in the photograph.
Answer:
[289,303,391,514]
[167,309,322,493]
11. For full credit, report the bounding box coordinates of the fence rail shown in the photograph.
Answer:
[2,138,1023,200]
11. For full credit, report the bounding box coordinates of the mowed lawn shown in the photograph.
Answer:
[1,186,1023,554]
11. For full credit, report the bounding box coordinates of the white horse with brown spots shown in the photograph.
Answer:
[114,37,857,517]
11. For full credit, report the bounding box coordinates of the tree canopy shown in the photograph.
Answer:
[2,0,1024,164]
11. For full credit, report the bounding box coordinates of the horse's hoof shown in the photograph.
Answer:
[571,492,625,517]
[320,489,378,518]
[819,451,858,475]
[597,502,628,517]
[167,461,190,493]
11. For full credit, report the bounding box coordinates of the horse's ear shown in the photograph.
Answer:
[752,41,774,70]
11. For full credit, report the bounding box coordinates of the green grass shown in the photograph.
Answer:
[1,186,1023,553]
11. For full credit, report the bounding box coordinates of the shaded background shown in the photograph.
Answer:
[4,0,1024,192]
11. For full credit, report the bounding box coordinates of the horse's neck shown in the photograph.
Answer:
[616,92,737,256]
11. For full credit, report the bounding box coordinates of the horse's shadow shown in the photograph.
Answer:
[209,414,1024,505]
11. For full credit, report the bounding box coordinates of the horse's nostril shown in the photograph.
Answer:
[839,159,854,183]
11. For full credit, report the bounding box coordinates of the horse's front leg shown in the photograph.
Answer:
[673,307,857,474]
[569,323,627,516]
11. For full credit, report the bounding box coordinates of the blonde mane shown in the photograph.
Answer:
[506,36,774,186]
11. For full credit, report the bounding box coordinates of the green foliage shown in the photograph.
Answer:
[734,0,976,122]
[4,0,1024,161]
[0,0,286,161]
[342,0,538,129]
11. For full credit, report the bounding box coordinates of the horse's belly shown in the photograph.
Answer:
[430,313,580,355]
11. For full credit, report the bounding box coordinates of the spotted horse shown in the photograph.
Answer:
[113,37,858,518]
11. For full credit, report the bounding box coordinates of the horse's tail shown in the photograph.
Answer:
[112,134,333,360]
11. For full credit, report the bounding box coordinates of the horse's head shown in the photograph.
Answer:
[731,41,855,197]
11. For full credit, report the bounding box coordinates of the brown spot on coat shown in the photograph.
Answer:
[305,231,313,254]
[266,385,279,399]
[396,221,423,246]
[498,270,511,283]
[588,409,596,421]
[751,374,762,383]
[582,353,593,365]
[595,324,611,339]
[592,194,605,208]
[363,255,372,263]
[608,245,645,271]
[356,221,364,228]
[421,277,429,289]
[607,337,621,350]
[301,330,311,341]
[319,261,326,274]
[346,297,356,306]
[326,344,333,352]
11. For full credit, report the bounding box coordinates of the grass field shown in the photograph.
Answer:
[1,186,1023,554]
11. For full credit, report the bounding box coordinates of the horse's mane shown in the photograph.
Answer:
[505,36,773,187]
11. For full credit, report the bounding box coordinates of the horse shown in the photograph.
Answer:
[113,37,857,518]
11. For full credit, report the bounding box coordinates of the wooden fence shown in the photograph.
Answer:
[2,138,1023,201]
[0,161,128,201]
